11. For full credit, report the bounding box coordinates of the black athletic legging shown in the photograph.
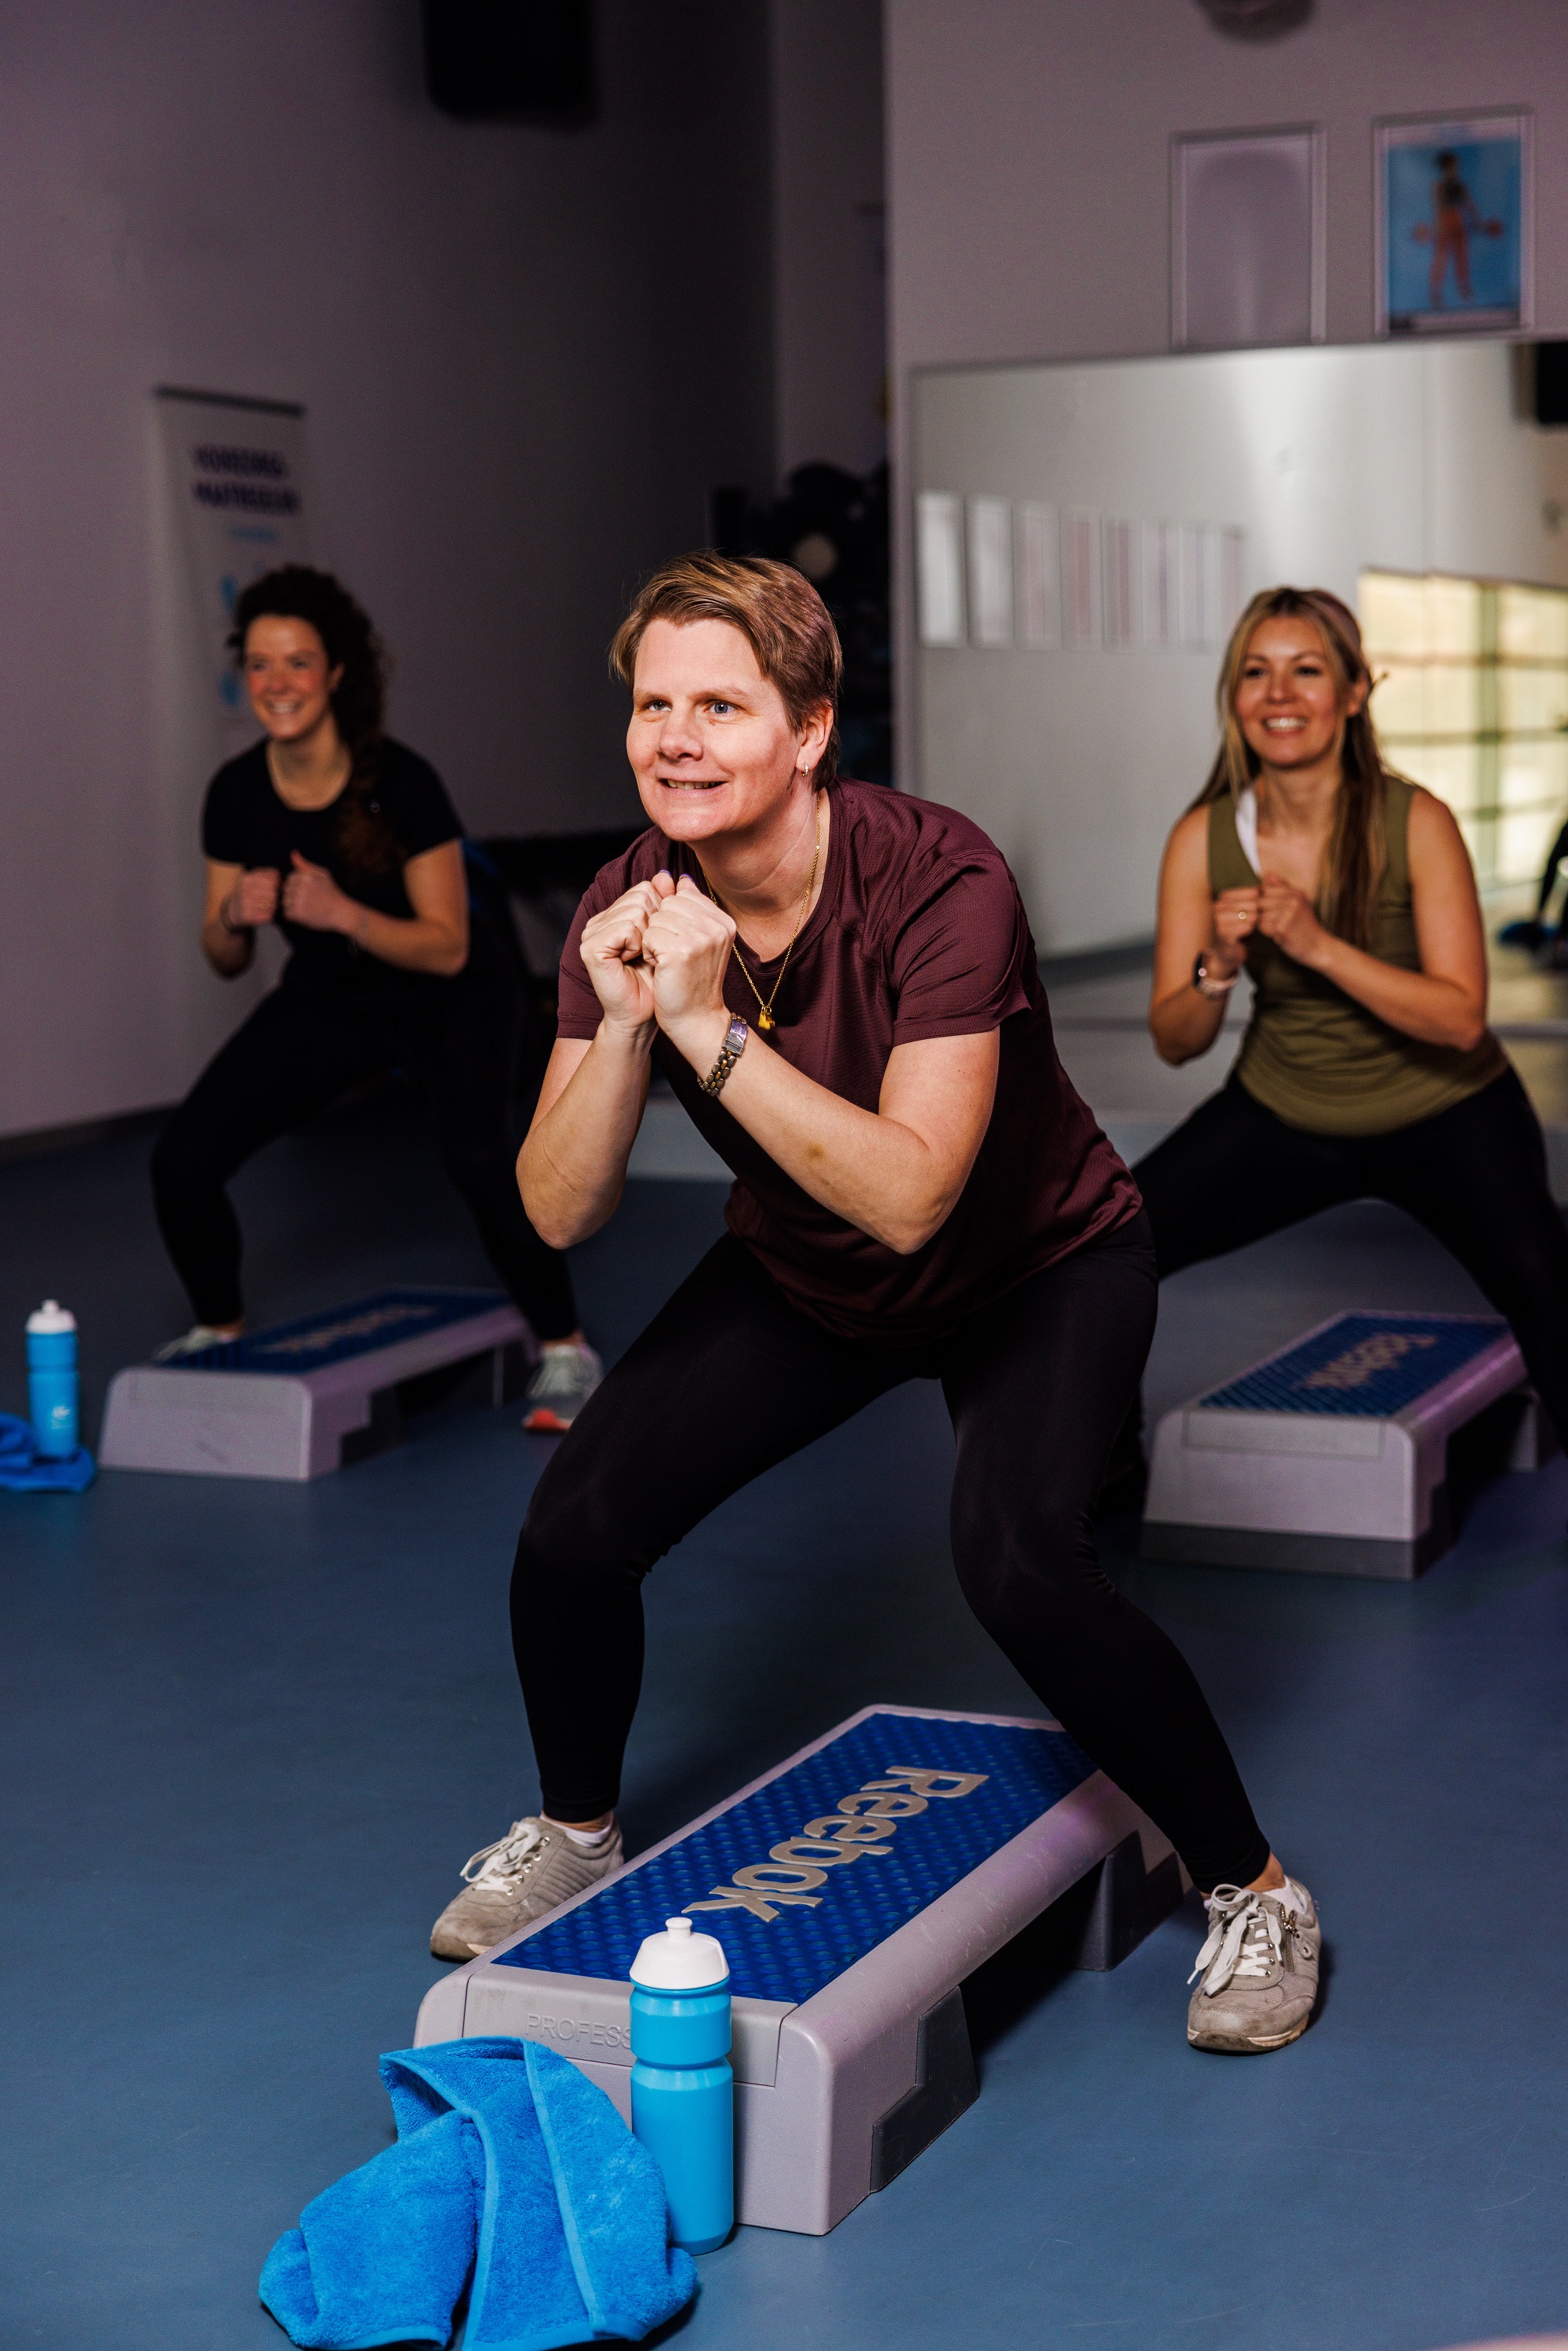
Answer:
[510,1213,1270,1895]
[151,941,577,1339]
[1134,1066,1568,1449]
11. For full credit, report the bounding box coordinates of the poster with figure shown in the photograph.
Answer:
[153,387,314,759]
[1376,113,1531,336]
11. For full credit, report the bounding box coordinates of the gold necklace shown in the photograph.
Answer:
[702,794,822,1034]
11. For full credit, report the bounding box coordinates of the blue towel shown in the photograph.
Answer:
[0,1413,93,1492]
[261,2037,699,2349]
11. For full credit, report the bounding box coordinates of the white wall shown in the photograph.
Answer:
[886,0,1568,799]
[913,342,1568,953]
[0,0,775,1140]
[887,0,1568,372]
[769,0,886,479]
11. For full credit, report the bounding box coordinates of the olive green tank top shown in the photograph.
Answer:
[1208,776,1506,1136]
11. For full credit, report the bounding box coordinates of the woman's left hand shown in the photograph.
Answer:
[641,874,735,1045]
[281,851,358,936]
[1258,871,1330,967]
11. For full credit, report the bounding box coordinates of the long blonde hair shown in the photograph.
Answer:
[1191,586,1393,950]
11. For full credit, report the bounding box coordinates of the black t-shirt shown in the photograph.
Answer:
[201,736,463,996]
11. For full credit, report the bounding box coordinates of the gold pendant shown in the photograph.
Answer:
[757,1007,775,1034]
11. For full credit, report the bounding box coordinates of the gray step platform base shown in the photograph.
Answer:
[414,1705,1185,2236]
[100,1292,532,1480]
[1142,1309,1555,1581]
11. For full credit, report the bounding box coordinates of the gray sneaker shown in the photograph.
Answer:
[1187,1879,1321,2052]
[429,1815,623,1960]
[152,1324,235,1363]
[521,1342,604,1433]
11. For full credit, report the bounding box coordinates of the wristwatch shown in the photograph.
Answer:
[1192,951,1240,1001]
[700,1016,750,1099]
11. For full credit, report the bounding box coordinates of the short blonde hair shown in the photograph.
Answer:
[611,552,843,784]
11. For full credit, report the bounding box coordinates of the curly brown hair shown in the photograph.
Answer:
[228,565,401,874]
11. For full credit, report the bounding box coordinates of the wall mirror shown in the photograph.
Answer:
[912,343,1568,956]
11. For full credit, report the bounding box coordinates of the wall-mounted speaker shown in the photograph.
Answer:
[423,2,595,125]
[1534,343,1568,427]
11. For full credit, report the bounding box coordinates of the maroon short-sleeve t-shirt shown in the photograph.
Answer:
[557,781,1139,1344]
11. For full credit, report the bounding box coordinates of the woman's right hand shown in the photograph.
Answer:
[227,867,280,931]
[1207,885,1261,979]
[579,873,676,1036]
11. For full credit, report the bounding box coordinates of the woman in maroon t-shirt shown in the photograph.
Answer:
[429,556,1319,2055]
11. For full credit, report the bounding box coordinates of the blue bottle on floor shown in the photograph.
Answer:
[629,1916,733,2253]
[27,1301,78,1459]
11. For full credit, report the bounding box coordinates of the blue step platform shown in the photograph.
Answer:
[99,1287,532,1480]
[1142,1308,1553,1578]
[416,1705,1184,2236]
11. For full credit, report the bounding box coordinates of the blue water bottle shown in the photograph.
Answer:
[630,1916,733,2254]
[27,1300,78,1460]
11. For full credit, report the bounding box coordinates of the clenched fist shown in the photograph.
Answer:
[579,870,678,1035]
[1256,871,1328,966]
[226,867,281,930]
[641,874,736,1040]
[281,851,356,934]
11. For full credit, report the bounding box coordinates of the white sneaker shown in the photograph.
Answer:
[430,1815,624,1960]
[151,1324,236,1363]
[521,1340,603,1433]
[1186,1878,1321,2052]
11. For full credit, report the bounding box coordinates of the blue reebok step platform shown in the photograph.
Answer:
[100,1287,532,1480]
[415,1705,1183,2235]
[1142,1308,1553,1579]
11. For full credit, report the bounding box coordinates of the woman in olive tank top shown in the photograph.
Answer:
[1136,585,1568,1459]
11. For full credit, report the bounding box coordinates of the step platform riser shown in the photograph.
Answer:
[100,1290,532,1479]
[1142,1310,1552,1579]
[415,1707,1183,2236]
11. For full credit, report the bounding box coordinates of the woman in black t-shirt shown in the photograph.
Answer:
[149,565,602,1429]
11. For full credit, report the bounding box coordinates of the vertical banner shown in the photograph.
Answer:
[154,387,314,761]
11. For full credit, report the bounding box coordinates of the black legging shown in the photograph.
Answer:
[510,1215,1270,1895]
[151,945,578,1339]
[1134,1066,1568,1449]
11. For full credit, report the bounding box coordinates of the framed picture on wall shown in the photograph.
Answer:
[1171,126,1325,351]
[1375,111,1532,336]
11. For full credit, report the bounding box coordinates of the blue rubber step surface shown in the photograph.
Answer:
[1196,1310,1509,1420]
[162,1288,507,1375]
[500,1710,1098,2006]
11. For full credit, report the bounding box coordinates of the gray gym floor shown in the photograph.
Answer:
[3,947,1567,2351]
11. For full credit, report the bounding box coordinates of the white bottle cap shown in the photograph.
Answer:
[630,1915,730,1990]
[27,1300,75,1334]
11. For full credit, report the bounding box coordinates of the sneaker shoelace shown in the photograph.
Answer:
[153,1325,229,1363]
[528,1348,594,1401]
[460,1817,549,1894]
[1189,1884,1291,1994]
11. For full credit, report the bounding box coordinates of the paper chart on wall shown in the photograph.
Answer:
[154,387,316,762]
[1017,505,1059,649]
[916,492,964,648]
[1102,518,1137,650]
[916,490,1244,657]
[966,496,1014,647]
